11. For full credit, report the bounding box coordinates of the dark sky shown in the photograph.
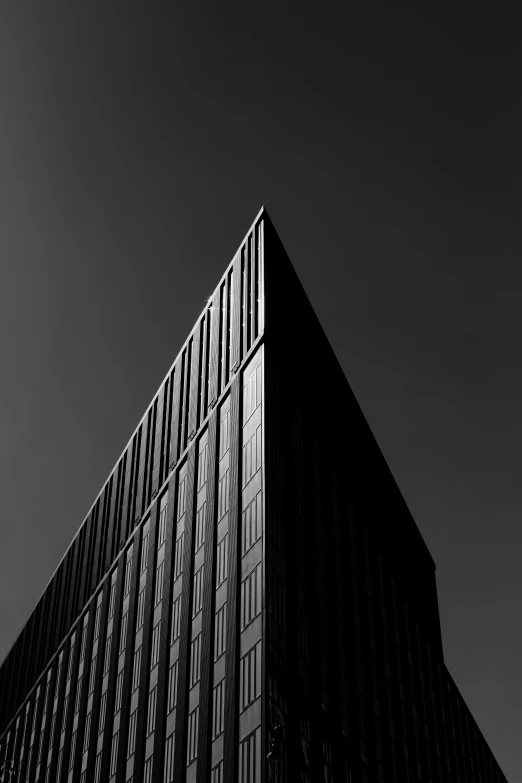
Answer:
[0,4,520,778]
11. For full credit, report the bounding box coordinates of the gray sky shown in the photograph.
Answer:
[0,4,520,778]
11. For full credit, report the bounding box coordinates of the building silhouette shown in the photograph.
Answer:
[0,207,508,782]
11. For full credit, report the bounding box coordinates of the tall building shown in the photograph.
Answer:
[0,207,507,783]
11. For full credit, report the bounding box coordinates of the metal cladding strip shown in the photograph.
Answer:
[62,548,75,643]
[196,410,219,783]
[71,606,92,781]
[131,504,158,779]
[39,570,53,674]
[119,450,132,548]
[222,377,241,782]
[47,565,61,662]
[188,323,201,441]
[172,446,196,781]
[95,484,109,586]
[179,347,189,456]
[152,385,165,499]
[231,252,241,373]
[134,421,147,526]
[150,475,176,776]
[112,530,140,782]
[169,364,181,473]
[103,557,125,776]
[73,516,87,617]
[84,578,108,783]
[105,471,119,572]
[85,501,100,604]
[130,428,142,526]
[207,292,220,409]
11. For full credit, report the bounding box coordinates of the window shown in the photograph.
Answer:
[98,690,107,733]
[147,687,157,736]
[193,567,204,617]
[243,362,262,423]
[219,408,230,457]
[67,633,76,679]
[239,727,261,783]
[217,470,230,520]
[195,502,206,552]
[211,761,224,783]
[151,621,161,669]
[164,733,175,783]
[242,491,262,555]
[88,655,97,694]
[214,603,227,660]
[108,581,117,619]
[216,535,228,586]
[119,612,129,653]
[144,757,153,783]
[124,555,133,597]
[61,694,70,733]
[128,710,137,757]
[174,534,184,579]
[154,560,165,606]
[103,634,112,674]
[82,710,92,753]
[94,752,102,783]
[136,588,146,630]
[171,596,181,643]
[212,679,225,738]
[158,498,168,546]
[80,622,88,662]
[187,707,199,763]
[56,748,64,782]
[190,634,202,687]
[93,602,102,641]
[114,671,124,713]
[132,647,142,692]
[177,476,186,519]
[69,730,77,770]
[167,661,178,713]
[240,642,261,712]
[48,710,57,747]
[242,425,262,487]
[74,676,83,715]
[140,529,150,574]
[110,731,119,775]
[241,564,262,629]
[197,442,208,490]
